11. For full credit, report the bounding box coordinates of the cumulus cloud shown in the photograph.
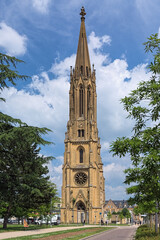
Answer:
[32,0,52,14]
[105,185,128,200]
[89,31,111,50]
[101,141,110,152]
[0,31,151,198]
[47,161,62,191]
[54,165,62,174]
[0,22,27,56]
[50,54,76,77]
[56,156,64,162]
[103,163,126,186]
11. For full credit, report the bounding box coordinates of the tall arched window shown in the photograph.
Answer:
[87,86,91,115]
[79,85,84,116]
[80,149,83,163]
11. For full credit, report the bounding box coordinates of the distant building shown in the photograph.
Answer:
[103,199,143,224]
[104,199,134,213]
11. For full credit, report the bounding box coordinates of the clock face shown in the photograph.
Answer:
[75,172,87,185]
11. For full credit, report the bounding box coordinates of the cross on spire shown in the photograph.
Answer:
[80,6,86,21]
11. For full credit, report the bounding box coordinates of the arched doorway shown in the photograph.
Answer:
[77,201,86,223]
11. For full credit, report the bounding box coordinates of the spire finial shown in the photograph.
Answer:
[80,6,86,21]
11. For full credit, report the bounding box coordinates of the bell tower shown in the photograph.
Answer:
[61,7,105,224]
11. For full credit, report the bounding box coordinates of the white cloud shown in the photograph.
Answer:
[47,161,62,193]
[0,22,27,56]
[50,54,76,77]
[89,31,111,50]
[0,31,151,198]
[56,156,64,162]
[54,165,62,174]
[105,185,128,200]
[32,0,52,14]
[135,0,160,26]
[101,141,110,152]
[103,163,126,186]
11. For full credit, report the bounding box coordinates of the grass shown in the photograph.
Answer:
[0,224,53,232]
[135,225,160,240]
[3,227,113,240]
[0,223,85,232]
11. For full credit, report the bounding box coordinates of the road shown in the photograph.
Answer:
[84,226,137,240]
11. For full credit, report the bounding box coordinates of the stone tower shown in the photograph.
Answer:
[61,7,105,224]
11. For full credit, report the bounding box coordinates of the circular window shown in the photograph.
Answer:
[75,172,87,185]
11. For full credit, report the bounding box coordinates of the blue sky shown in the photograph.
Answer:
[0,0,160,200]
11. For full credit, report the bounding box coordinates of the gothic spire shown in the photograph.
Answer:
[75,7,91,77]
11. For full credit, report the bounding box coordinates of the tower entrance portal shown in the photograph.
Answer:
[77,201,85,223]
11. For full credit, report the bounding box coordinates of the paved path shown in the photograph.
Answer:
[0,225,107,239]
[0,225,137,240]
[83,225,138,240]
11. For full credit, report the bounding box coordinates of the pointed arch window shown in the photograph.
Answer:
[80,148,83,163]
[86,67,89,77]
[80,65,83,74]
[87,86,91,111]
[79,85,84,117]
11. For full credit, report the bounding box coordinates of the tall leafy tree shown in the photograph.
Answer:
[0,53,27,101]
[0,53,57,229]
[110,34,160,233]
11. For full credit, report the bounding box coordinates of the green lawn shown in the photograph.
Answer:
[0,223,86,232]
[135,225,160,240]
[0,222,127,232]
[4,227,113,240]
[0,224,52,232]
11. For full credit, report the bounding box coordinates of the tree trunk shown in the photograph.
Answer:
[155,212,158,234]
[3,216,8,229]
[155,202,159,234]
[3,206,11,229]
[149,214,152,229]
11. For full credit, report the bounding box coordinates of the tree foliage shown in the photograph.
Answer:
[110,33,160,223]
[0,53,57,229]
[0,53,28,101]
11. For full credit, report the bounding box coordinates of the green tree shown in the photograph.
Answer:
[0,53,57,229]
[107,212,112,222]
[119,212,124,223]
[122,208,131,223]
[0,53,27,101]
[110,33,160,233]
[122,208,131,218]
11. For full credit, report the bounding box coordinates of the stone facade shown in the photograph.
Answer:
[104,199,134,213]
[61,7,105,224]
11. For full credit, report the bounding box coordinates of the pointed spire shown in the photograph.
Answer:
[75,7,91,77]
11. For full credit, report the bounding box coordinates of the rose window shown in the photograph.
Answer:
[75,172,87,185]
